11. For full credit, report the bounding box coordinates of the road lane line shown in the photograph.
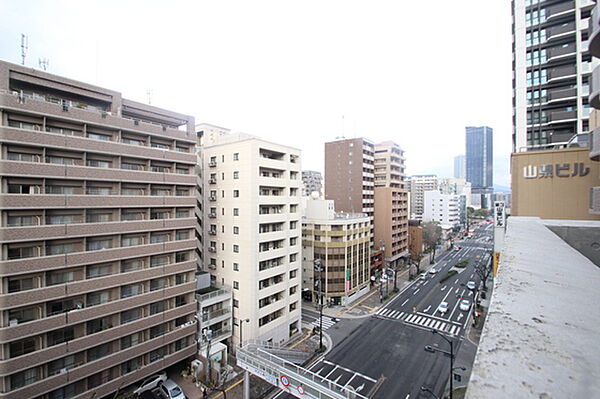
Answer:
[455,287,459,294]
[441,285,446,291]
[401,298,409,306]
[454,279,459,284]
[413,289,420,295]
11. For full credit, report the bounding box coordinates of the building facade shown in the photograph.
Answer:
[407,175,438,220]
[423,191,460,230]
[466,126,493,209]
[200,130,302,346]
[373,141,409,269]
[453,155,466,179]
[438,178,471,228]
[324,138,375,241]
[512,0,594,152]
[407,220,424,262]
[301,170,323,197]
[0,61,198,399]
[301,198,371,306]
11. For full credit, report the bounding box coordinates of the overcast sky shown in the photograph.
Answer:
[0,1,513,187]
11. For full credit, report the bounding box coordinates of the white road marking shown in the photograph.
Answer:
[455,279,459,284]
[448,296,462,320]
[434,321,442,329]
[455,288,459,294]
[449,325,457,335]
[441,285,447,291]
[376,307,386,315]
[396,312,404,319]
[405,394,410,399]
[413,289,420,295]
[423,281,429,286]
[468,291,473,296]
[457,313,464,321]
[418,318,428,326]
[401,298,409,306]
[440,322,447,330]
[470,273,474,278]
[424,305,431,312]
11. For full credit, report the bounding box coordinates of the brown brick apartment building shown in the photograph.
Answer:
[0,61,198,399]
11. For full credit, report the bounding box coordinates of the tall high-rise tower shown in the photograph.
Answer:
[512,0,594,152]
[454,155,466,179]
[466,126,493,208]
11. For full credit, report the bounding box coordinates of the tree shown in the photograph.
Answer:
[474,208,490,218]
[422,222,443,264]
[475,253,493,290]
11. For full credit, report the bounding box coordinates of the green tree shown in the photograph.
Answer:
[422,222,443,263]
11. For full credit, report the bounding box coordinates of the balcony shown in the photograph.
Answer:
[548,87,577,103]
[590,66,600,109]
[590,4,600,58]
[590,127,600,161]
[548,110,577,124]
[545,1,575,21]
[547,65,576,82]
[546,43,576,62]
[546,21,575,41]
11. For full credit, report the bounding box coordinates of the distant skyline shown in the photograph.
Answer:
[0,1,513,187]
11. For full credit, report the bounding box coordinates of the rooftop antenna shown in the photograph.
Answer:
[335,115,346,140]
[146,89,153,105]
[21,34,28,66]
[38,58,49,71]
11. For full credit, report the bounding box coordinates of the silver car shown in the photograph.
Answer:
[133,373,167,395]
[159,379,186,399]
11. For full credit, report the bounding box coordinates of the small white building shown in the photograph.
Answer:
[423,191,460,230]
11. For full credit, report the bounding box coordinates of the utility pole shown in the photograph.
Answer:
[314,259,324,351]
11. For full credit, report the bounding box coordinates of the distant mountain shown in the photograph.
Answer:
[493,184,511,193]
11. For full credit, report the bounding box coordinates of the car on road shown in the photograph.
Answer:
[459,299,471,311]
[467,281,476,290]
[159,379,186,399]
[428,268,437,274]
[437,302,449,314]
[419,273,427,280]
[133,373,167,396]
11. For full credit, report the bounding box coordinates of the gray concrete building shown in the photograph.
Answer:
[301,170,322,197]
[0,60,198,399]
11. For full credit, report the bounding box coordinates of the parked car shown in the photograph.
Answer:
[159,379,186,399]
[437,301,449,314]
[133,373,167,396]
[429,268,437,274]
[467,281,476,290]
[459,299,471,311]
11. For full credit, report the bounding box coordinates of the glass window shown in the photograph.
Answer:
[9,338,36,358]
[87,291,110,306]
[121,332,142,350]
[121,284,142,298]
[121,308,141,324]
[86,263,112,279]
[87,239,112,251]
[47,327,74,346]
[121,259,142,272]
[8,277,34,293]
[10,368,39,390]
[87,343,111,361]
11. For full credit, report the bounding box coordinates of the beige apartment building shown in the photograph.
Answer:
[301,197,371,306]
[199,129,302,346]
[373,141,409,269]
[0,61,198,399]
[407,175,438,219]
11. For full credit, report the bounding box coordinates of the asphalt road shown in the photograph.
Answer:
[276,223,493,399]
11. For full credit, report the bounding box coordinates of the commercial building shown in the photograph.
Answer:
[301,197,371,306]
[0,60,198,399]
[199,129,302,346]
[301,170,323,197]
[373,141,409,269]
[407,175,438,220]
[423,191,460,230]
[407,220,423,262]
[466,217,600,398]
[453,155,466,179]
[438,178,471,227]
[512,0,593,152]
[466,126,493,209]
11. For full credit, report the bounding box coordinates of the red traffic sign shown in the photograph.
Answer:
[280,375,290,387]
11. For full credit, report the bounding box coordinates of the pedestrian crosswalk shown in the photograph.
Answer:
[374,307,462,336]
[310,316,338,331]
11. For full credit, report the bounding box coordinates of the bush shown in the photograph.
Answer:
[439,270,458,283]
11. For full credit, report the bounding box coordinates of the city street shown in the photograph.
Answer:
[276,222,493,399]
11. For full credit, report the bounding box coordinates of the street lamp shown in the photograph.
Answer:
[420,386,440,399]
[428,329,455,399]
[314,259,324,351]
[239,318,250,348]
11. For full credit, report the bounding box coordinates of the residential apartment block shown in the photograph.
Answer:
[423,191,460,230]
[407,175,438,220]
[301,170,323,197]
[373,141,409,269]
[0,61,198,399]
[301,197,371,306]
[199,129,302,346]
[512,0,594,152]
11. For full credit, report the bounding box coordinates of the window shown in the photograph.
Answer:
[87,132,111,141]
[9,338,36,358]
[121,333,142,350]
[233,226,239,234]
[233,262,239,271]
[8,277,34,293]
[233,299,239,308]
[87,291,110,306]
[121,308,141,324]
[121,284,142,298]
[233,190,239,197]
[176,230,190,240]
[150,301,166,315]
[122,259,142,272]
[10,368,39,390]
[86,159,111,168]
[290,221,297,229]
[87,317,112,334]
[86,263,112,279]
[290,253,298,262]
[149,347,165,362]
[176,209,190,218]
[150,233,169,243]
[290,269,298,279]
[46,241,77,255]
[176,252,190,263]
[233,171,239,179]
[176,273,188,285]
[233,281,239,290]
[47,327,74,346]
[290,237,297,246]
[289,285,297,295]
[233,245,239,253]
[150,324,167,338]
[233,153,239,161]
[175,295,187,307]
[150,278,168,291]
[8,307,36,325]
[48,355,75,375]
[151,255,169,267]
[122,235,143,247]
[87,239,112,251]
[176,187,189,196]
[87,343,111,361]
[86,212,111,223]
[122,357,142,375]
[233,208,239,216]
[175,337,188,351]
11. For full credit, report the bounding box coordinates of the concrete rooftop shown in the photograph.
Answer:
[466,217,600,399]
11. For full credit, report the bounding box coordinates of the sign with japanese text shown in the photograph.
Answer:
[523,163,589,179]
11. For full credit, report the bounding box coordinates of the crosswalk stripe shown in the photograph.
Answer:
[376,308,386,315]
[440,322,447,331]
[389,310,399,318]
[381,309,390,317]
[406,314,416,323]
[427,319,436,327]
[449,325,457,335]
[415,316,423,324]
[396,312,404,319]
[434,321,441,329]
[418,318,428,326]
[454,327,461,335]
